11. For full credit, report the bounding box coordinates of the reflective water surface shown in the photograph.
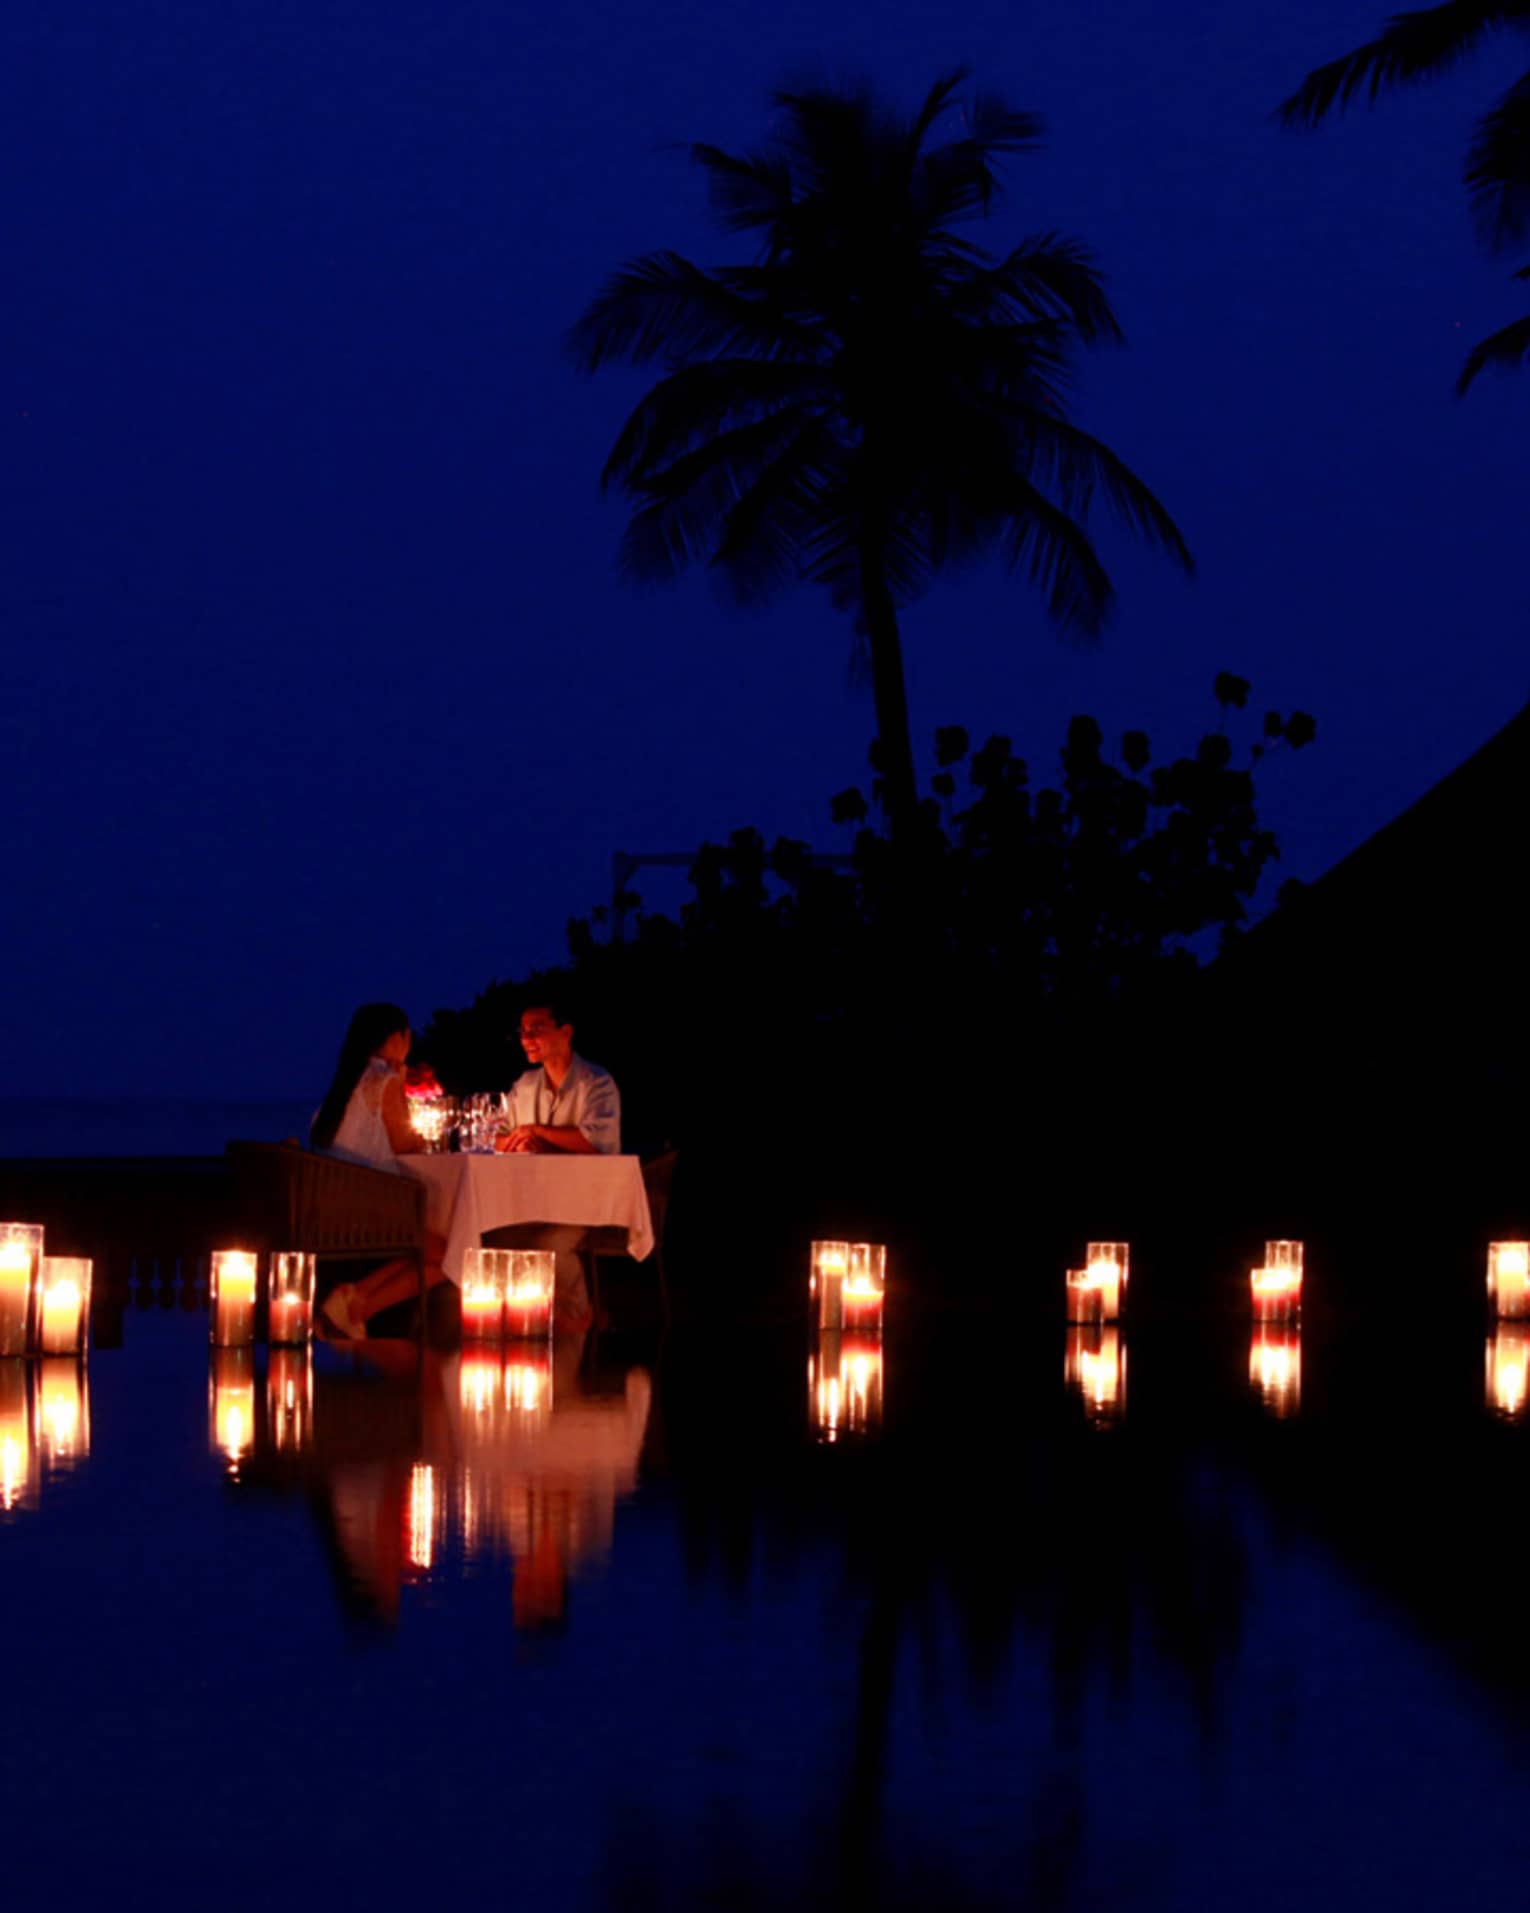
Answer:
[3,1289,1530,1910]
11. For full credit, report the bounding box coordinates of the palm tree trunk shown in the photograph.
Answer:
[858,542,919,845]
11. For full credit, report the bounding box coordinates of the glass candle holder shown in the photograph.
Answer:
[840,1243,887,1332]
[461,1248,510,1341]
[810,1240,849,1312]
[1250,1251,1302,1323]
[0,1224,43,1359]
[504,1251,555,1339]
[209,1348,256,1475]
[1074,1242,1128,1323]
[35,1357,90,1472]
[37,1256,91,1356]
[268,1252,315,1345]
[209,1250,259,1347]
[1488,1242,1530,1320]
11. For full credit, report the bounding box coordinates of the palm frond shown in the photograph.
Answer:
[998,479,1116,636]
[601,360,835,490]
[967,237,1124,344]
[566,252,818,372]
[1277,1,1512,126]
[1015,413,1194,573]
[1457,307,1530,388]
[909,68,970,150]
[691,143,796,234]
[1466,70,1530,249]
[710,420,846,604]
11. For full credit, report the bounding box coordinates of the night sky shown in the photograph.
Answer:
[4,0,1526,1101]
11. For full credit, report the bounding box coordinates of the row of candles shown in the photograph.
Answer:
[0,1224,92,1357]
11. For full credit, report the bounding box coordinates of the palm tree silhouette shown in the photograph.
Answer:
[568,70,1191,842]
[1279,4,1530,391]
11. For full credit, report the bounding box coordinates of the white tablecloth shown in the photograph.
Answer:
[402,1154,655,1283]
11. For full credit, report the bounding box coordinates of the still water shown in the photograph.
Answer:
[3,1294,1530,1909]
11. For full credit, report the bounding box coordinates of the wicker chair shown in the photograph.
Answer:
[224,1142,426,1282]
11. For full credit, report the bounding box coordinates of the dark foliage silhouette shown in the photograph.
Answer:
[569,70,1192,841]
[1279,3,1530,390]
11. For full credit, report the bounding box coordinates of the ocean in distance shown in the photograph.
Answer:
[0,1098,314,1158]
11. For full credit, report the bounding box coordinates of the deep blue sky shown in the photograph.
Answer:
[4,0,1527,1100]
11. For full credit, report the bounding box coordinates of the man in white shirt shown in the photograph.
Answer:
[489,999,621,1328]
[498,1002,621,1157]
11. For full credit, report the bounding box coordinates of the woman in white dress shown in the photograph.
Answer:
[309,1002,446,1336]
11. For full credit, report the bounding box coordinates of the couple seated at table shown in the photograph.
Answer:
[309,996,618,1336]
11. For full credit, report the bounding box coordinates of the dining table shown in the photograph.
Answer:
[401,1152,655,1284]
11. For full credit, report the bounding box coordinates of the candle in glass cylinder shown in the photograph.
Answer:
[461,1248,508,1341]
[37,1256,91,1355]
[0,1224,43,1359]
[840,1243,886,1331]
[1488,1242,1530,1320]
[810,1240,849,1299]
[209,1250,258,1346]
[504,1251,554,1339]
[267,1252,315,1344]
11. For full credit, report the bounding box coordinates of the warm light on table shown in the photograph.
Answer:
[810,1330,884,1441]
[210,1250,259,1347]
[406,1463,439,1573]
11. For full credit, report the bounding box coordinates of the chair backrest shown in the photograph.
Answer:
[225,1141,425,1257]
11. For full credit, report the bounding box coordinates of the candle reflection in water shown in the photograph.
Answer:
[1486,1327,1530,1420]
[210,1348,256,1475]
[0,1359,37,1511]
[267,1347,312,1454]
[406,1463,440,1573]
[35,1359,90,1471]
[1249,1328,1302,1418]
[1487,1242,1530,1320]
[809,1331,884,1441]
[1065,1327,1127,1424]
[0,1224,42,1358]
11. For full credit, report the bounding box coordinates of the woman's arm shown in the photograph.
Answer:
[381,1073,420,1156]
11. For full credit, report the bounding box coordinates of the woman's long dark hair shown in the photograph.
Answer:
[310,1002,410,1150]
